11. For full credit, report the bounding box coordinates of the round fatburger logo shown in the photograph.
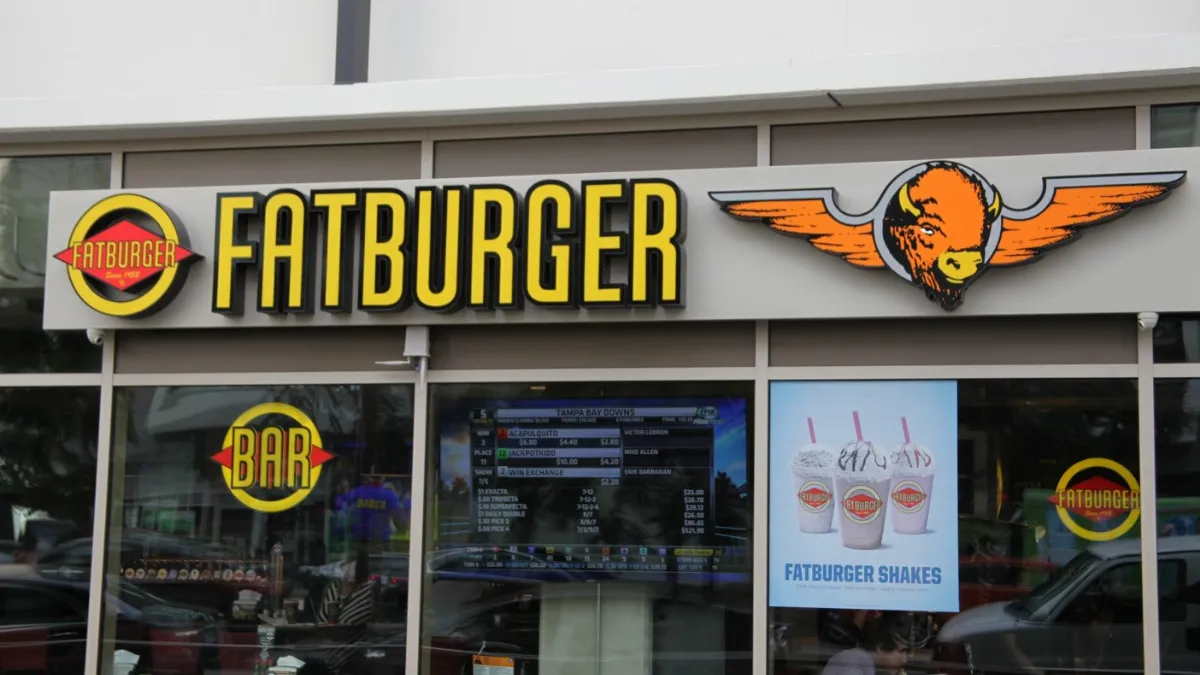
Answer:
[890,480,928,514]
[1049,457,1140,542]
[53,194,200,318]
[798,480,833,513]
[840,485,884,524]
[210,402,334,513]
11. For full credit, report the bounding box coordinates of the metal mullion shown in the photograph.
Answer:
[1139,328,1162,675]
[84,335,116,675]
[426,367,757,383]
[1153,362,1200,379]
[752,321,768,675]
[766,364,1138,380]
[404,361,430,675]
[113,370,418,387]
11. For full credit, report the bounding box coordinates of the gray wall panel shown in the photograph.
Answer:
[772,109,1136,166]
[430,322,756,370]
[434,127,757,178]
[769,316,1135,366]
[116,328,407,373]
[124,143,421,188]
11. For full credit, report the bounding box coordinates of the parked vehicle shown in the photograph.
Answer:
[936,535,1200,675]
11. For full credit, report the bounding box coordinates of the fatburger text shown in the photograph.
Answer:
[67,238,178,273]
[212,179,685,315]
[1053,487,1139,512]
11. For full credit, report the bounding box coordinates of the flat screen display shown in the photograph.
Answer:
[432,396,751,582]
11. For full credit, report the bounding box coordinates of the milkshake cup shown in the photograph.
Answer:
[889,417,936,535]
[791,417,835,534]
[835,411,892,550]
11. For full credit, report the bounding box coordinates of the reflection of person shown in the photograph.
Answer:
[14,531,38,565]
[312,545,378,673]
[336,476,405,544]
[821,613,913,675]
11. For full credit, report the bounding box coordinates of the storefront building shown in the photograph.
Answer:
[6,5,1200,675]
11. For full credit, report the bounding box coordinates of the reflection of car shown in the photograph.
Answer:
[0,565,219,674]
[936,536,1200,675]
[943,557,1058,624]
[39,531,241,580]
[37,532,247,619]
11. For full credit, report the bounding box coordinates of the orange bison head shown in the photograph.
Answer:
[881,163,1001,310]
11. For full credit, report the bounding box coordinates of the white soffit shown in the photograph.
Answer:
[1,32,1198,142]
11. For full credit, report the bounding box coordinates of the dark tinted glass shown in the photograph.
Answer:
[0,155,110,372]
[103,385,414,675]
[421,381,754,675]
[1153,315,1200,363]
[1152,104,1200,149]
[0,387,100,672]
[1154,379,1200,675]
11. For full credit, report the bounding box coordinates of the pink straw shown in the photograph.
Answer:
[901,417,911,444]
[852,411,863,442]
[807,417,817,444]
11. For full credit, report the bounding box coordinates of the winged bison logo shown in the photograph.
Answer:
[710,162,1186,310]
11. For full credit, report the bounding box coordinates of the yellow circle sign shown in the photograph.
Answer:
[211,402,333,513]
[53,193,200,318]
[1052,457,1141,542]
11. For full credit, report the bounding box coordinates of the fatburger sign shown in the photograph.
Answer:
[1049,457,1141,542]
[210,403,334,513]
[43,152,1195,331]
[53,194,201,317]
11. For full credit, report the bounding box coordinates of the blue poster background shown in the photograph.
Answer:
[769,380,959,612]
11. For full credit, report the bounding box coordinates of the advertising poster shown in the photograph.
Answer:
[769,380,959,612]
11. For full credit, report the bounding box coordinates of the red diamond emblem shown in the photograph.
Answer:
[212,438,334,489]
[799,487,831,509]
[1048,475,1134,523]
[844,494,882,520]
[892,486,925,509]
[54,220,195,291]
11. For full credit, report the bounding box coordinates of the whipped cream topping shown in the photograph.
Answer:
[836,441,891,480]
[890,443,935,476]
[792,444,834,471]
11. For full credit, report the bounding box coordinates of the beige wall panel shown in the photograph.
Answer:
[123,143,422,188]
[116,328,407,373]
[430,322,756,370]
[769,316,1135,366]
[434,127,757,178]
[771,108,1136,166]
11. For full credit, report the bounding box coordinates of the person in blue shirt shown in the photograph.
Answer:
[336,476,405,544]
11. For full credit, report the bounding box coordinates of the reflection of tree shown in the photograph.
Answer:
[0,331,100,373]
[0,387,100,537]
[714,470,751,531]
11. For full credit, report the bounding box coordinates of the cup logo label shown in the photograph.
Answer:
[798,481,832,513]
[891,480,927,514]
[841,485,884,524]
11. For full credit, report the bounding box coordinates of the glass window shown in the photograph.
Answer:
[0,386,99,672]
[1152,104,1200,149]
[101,384,414,675]
[1155,380,1200,675]
[421,382,754,675]
[0,155,110,372]
[1153,314,1200,363]
[768,379,1142,675]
